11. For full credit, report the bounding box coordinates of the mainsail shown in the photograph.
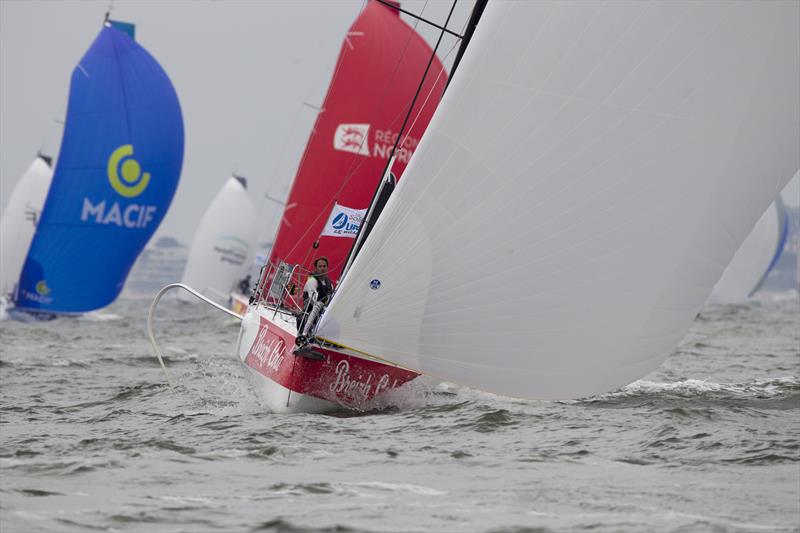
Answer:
[181,176,257,302]
[268,0,447,284]
[318,1,800,399]
[15,22,184,313]
[0,155,54,298]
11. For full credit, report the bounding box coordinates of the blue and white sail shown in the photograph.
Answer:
[15,21,184,313]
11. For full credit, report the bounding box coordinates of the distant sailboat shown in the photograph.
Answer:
[710,197,789,303]
[0,154,54,301]
[180,175,257,305]
[10,18,184,316]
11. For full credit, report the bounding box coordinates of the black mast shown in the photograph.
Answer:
[340,0,459,279]
[340,0,489,281]
[445,0,488,91]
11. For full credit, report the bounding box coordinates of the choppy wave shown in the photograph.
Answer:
[1,296,798,533]
[601,376,797,400]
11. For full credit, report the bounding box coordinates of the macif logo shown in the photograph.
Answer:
[107,144,150,198]
[80,144,158,229]
[332,213,348,230]
[35,280,51,296]
[21,278,54,304]
[333,124,370,156]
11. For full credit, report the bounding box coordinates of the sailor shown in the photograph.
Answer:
[237,274,251,295]
[296,256,333,336]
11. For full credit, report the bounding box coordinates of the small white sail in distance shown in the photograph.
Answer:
[180,175,257,303]
[710,195,788,303]
[0,155,54,297]
[317,1,800,400]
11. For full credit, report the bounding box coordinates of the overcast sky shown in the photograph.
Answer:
[1,0,797,247]
[0,0,473,244]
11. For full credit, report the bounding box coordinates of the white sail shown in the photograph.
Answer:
[180,176,257,303]
[318,1,800,399]
[710,197,787,303]
[0,156,53,297]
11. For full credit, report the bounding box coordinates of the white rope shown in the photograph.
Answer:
[146,283,243,388]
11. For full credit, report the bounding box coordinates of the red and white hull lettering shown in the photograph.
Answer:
[236,305,418,413]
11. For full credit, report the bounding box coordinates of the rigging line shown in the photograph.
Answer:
[259,4,374,222]
[283,61,453,278]
[275,1,379,261]
[324,0,432,200]
[336,39,457,274]
[340,0,459,278]
[374,0,464,39]
[286,39,459,277]
[331,0,431,195]
[283,77,447,278]
[444,0,487,91]
[386,0,458,167]
[271,0,371,248]
[282,0,446,271]
[278,0,434,263]
[397,40,457,152]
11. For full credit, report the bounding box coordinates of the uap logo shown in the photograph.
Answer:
[35,280,51,296]
[332,213,349,230]
[107,144,150,198]
[333,124,370,156]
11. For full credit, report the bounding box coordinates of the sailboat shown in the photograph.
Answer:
[180,175,257,305]
[8,18,184,316]
[710,197,789,303]
[229,0,799,412]
[0,155,54,308]
[233,0,448,412]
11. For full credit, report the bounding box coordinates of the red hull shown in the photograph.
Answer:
[240,310,418,410]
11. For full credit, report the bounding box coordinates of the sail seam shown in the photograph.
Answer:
[108,28,135,143]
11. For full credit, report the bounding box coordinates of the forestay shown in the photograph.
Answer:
[267,0,446,284]
[318,1,800,399]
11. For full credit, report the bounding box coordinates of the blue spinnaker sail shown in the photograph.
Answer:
[15,23,184,313]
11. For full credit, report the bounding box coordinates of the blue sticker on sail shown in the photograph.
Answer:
[370,279,381,290]
[15,25,184,313]
[332,213,348,230]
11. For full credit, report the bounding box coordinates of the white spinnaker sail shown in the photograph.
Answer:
[710,197,787,303]
[0,156,53,296]
[180,176,257,302]
[317,1,800,399]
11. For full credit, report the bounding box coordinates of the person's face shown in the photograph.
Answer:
[315,261,328,274]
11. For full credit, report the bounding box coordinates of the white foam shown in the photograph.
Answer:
[345,481,447,496]
[79,312,120,322]
[604,376,799,398]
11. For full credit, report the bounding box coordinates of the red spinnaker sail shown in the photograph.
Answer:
[269,0,447,284]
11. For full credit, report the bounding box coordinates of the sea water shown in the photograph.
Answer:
[1,294,798,532]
